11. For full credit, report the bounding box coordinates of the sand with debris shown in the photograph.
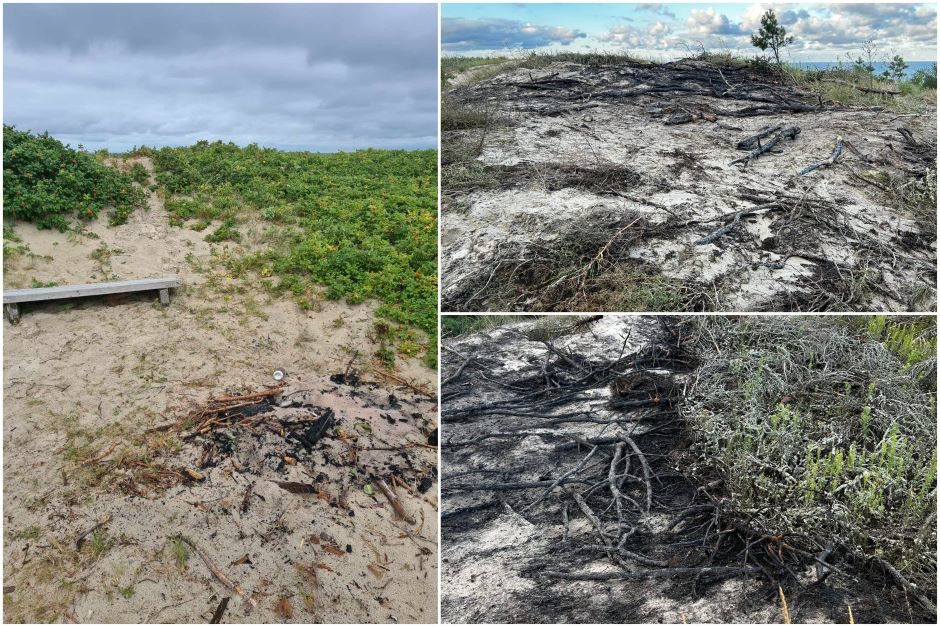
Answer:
[440,316,917,623]
[3,158,438,623]
[442,60,936,312]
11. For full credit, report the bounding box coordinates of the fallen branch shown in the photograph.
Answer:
[210,597,230,624]
[372,368,435,399]
[621,435,652,513]
[736,123,783,150]
[542,566,758,580]
[799,137,844,175]
[522,445,600,512]
[694,211,741,246]
[538,102,601,117]
[375,478,416,524]
[665,504,715,531]
[842,139,875,164]
[867,554,937,615]
[442,348,473,386]
[79,443,118,466]
[730,126,801,169]
[447,478,589,492]
[175,535,258,611]
[75,514,112,549]
[845,166,889,191]
[213,386,284,403]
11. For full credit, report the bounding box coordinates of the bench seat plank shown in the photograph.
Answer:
[4,277,180,304]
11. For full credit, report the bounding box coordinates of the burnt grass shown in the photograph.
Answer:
[443,210,698,313]
[443,161,644,194]
[440,317,931,624]
[441,58,937,313]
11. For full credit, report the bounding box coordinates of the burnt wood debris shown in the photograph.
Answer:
[441,317,936,623]
[442,59,936,313]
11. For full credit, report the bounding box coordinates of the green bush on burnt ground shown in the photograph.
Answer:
[681,316,936,600]
[149,141,438,364]
[3,126,145,231]
[441,315,532,337]
[441,56,511,88]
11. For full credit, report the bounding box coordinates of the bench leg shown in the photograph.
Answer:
[159,289,170,306]
[5,303,20,324]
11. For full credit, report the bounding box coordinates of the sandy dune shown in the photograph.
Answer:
[3,159,438,623]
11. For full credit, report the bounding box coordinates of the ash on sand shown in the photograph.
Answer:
[440,316,936,624]
[16,376,437,624]
[441,59,937,312]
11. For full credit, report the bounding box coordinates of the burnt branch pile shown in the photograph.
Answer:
[458,59,826,120]
[442,316,936,623]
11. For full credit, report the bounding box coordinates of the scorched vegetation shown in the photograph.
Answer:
[440,51,937,312]
[441,315,936,623]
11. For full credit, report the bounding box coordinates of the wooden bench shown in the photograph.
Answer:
[3,276,180,323]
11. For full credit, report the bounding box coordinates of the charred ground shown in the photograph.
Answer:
[440,316,936,624]
[441,57,937,312]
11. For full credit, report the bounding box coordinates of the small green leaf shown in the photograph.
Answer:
[363,483,374,496]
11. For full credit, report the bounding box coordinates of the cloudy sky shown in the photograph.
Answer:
[4,3,438,152]
[443,3,937,62]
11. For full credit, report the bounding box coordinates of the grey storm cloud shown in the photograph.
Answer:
[3,3,438,152]
[442,17,587,52]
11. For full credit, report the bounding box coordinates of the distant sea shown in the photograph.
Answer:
[792,60,935,79]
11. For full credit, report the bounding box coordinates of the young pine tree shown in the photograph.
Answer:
[751,9,794,68]
[884,54,909,82]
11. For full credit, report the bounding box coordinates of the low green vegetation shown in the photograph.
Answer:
[862,315,938,370]
[146,141,438,364]
[169,537,189,574]
[3,126,146,231]
[128,162,149,185]
[441,56,510,88]
[442,315,530,337]
[683,316,937,595]
[3,128,438,366]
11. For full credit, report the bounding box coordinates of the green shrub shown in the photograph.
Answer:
[911,63,937,89]
[683,316,936,594]
[3,126,145,230]
[128,162,149,185]
[204,218,241,243]
[150,140,438,359]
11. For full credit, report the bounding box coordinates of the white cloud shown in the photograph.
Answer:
[442,18,587,52]
[687,7,746,36]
